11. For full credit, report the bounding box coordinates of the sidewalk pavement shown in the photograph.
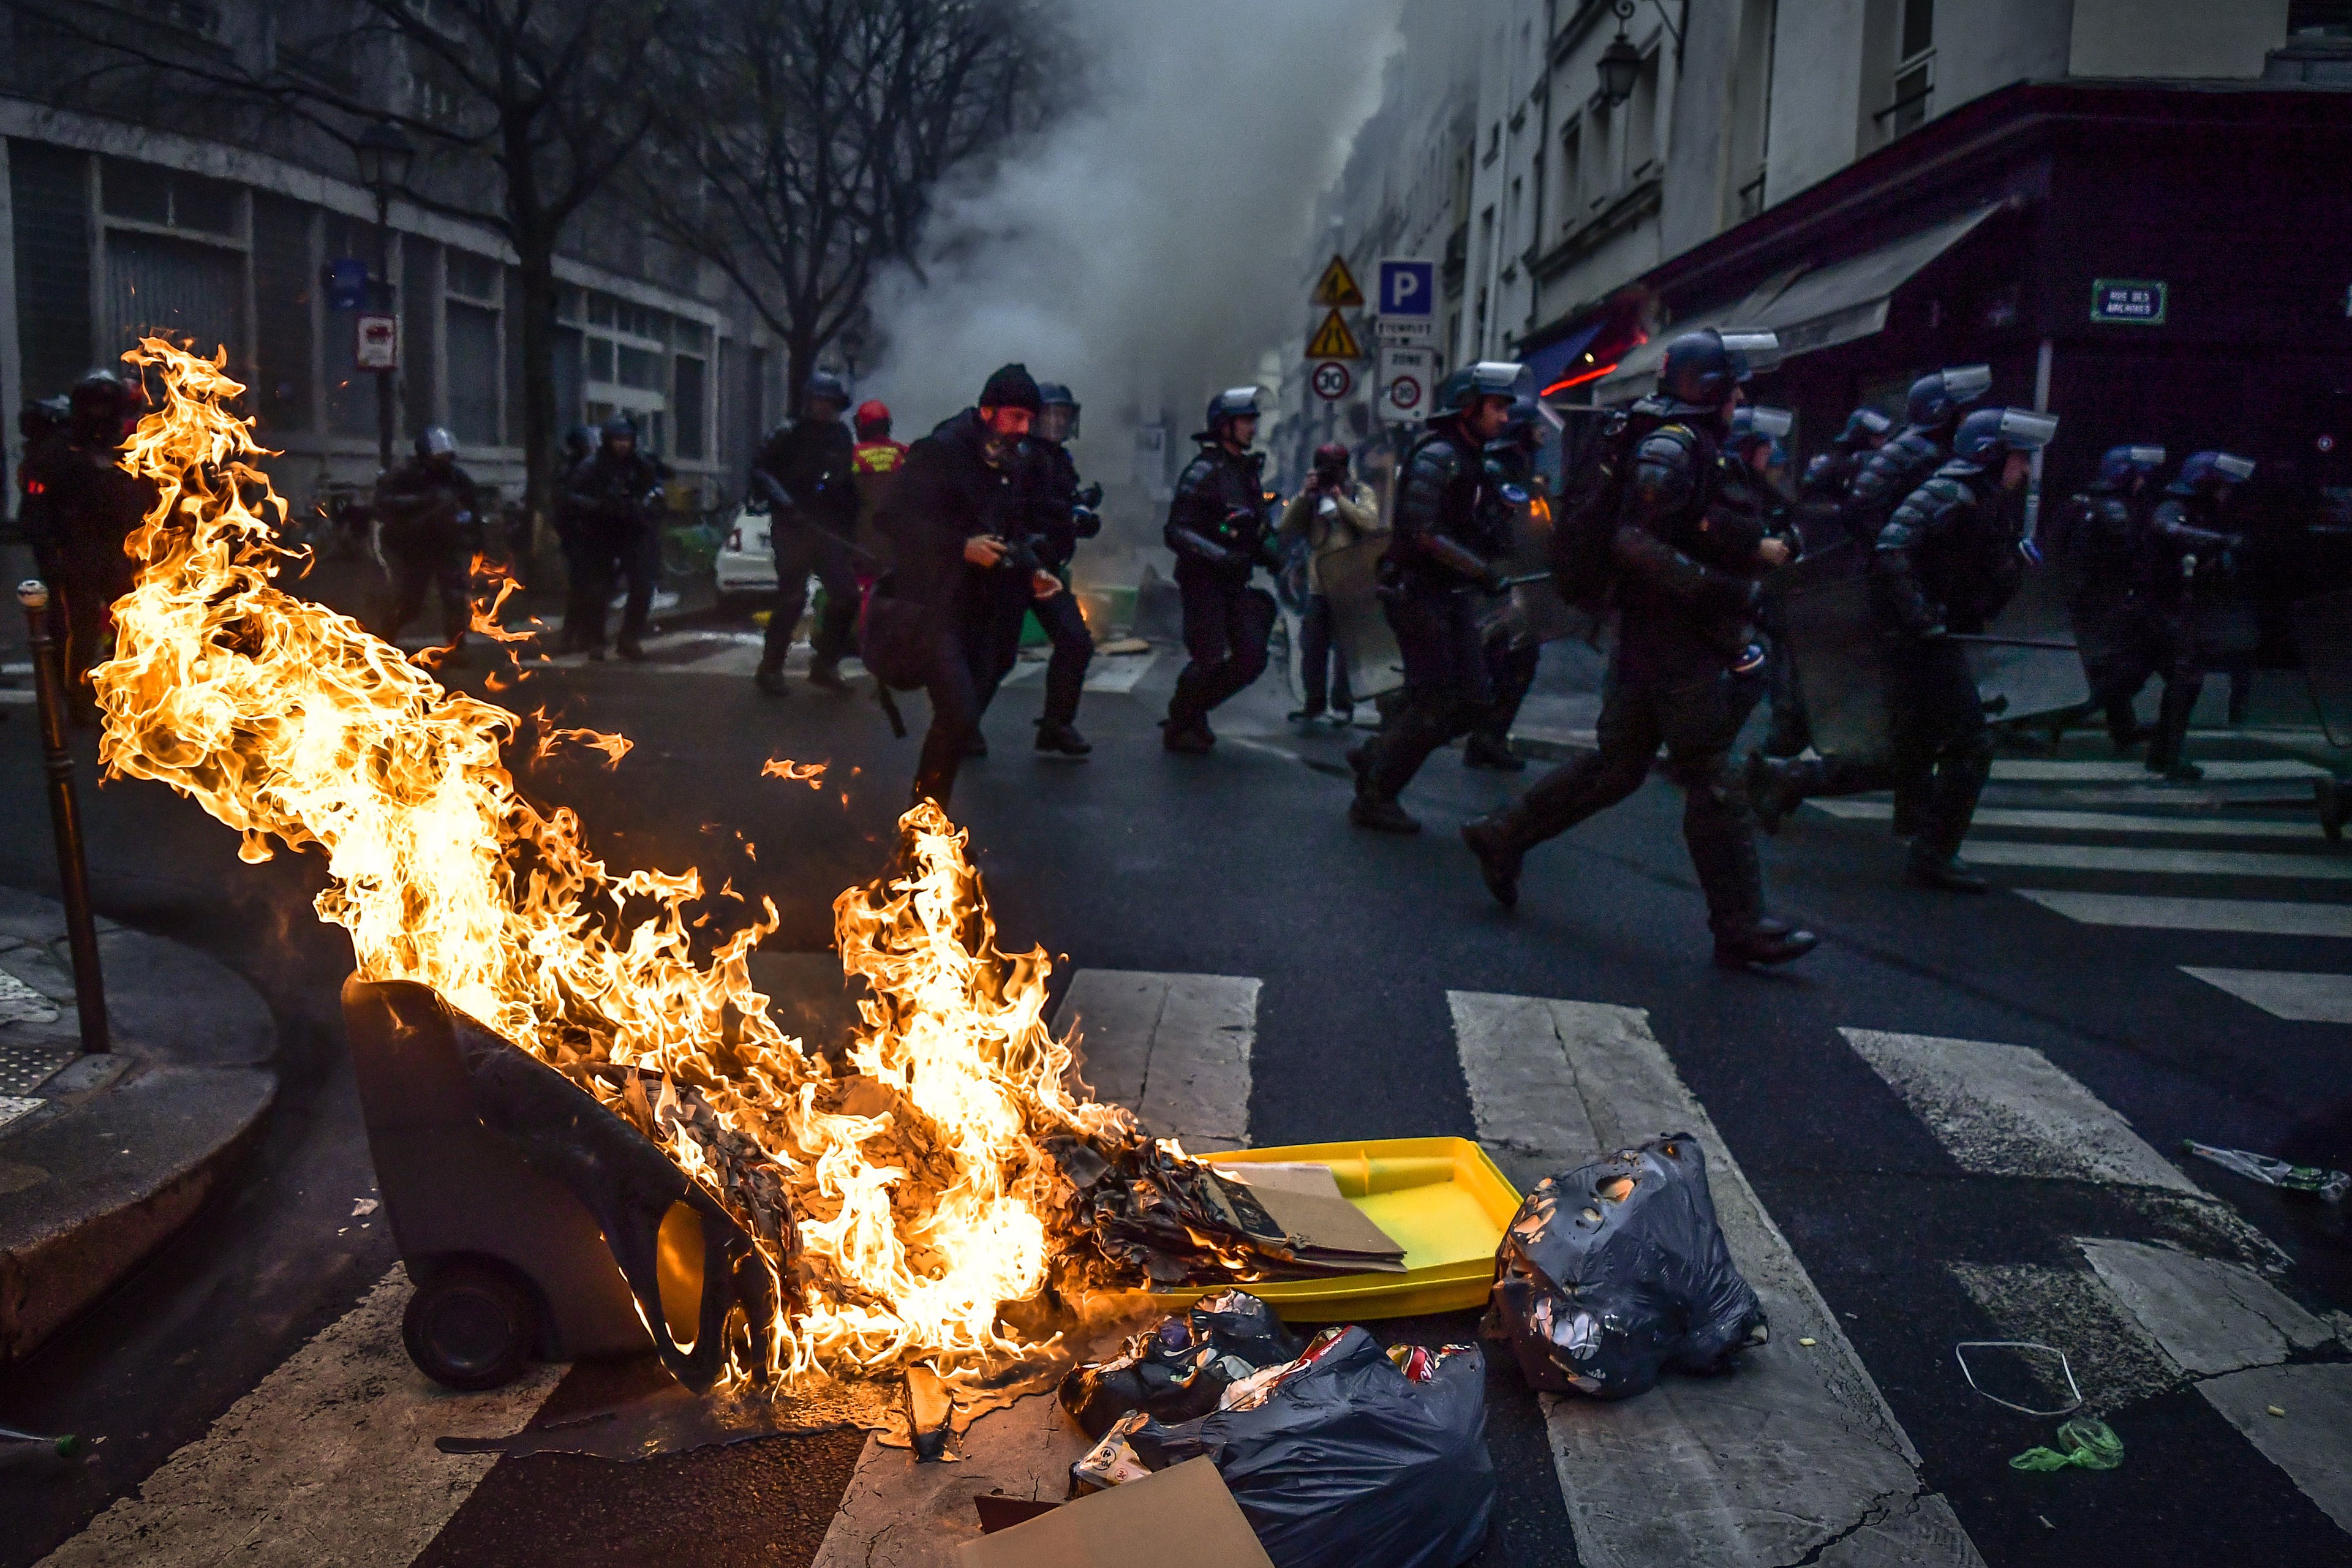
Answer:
[0,886,276,1365]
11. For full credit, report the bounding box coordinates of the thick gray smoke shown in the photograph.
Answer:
[862,0,1404,503]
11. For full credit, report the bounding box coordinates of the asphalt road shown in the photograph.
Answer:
[3,615,2348,1568]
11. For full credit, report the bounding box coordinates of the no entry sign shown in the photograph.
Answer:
[1312,360,1352,401]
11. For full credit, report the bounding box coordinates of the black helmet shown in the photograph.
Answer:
[2176,450,2256,492]
[803,371,851,411]
[1035,382,1080,441]
[1839,407,1894,446]
[1498,396,1561,452]
[415,426,457,460]
[1905,364,1992,428]
[1432,361,1526,420]
[1951,406,2058,464]
[980,362,1044,412]
[68,368,146,440]
[2095,444,2166,486]
[1728,404,1793,454]
[20,394,71,443]
[564,423,597,460]
[601,412,638,446]
[1038,381,1079,409]
[1657,329,1781,409]
[1204,386,1262,432]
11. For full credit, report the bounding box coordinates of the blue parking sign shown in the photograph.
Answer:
[1379,259,1435,318]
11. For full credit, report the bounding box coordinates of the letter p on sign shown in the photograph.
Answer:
[1379,260,1434,318]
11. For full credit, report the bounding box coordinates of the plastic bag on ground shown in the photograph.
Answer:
[1060,1289,1305,1439]
[1485,1133,1766,1400]
[1071,1324,1494,1568]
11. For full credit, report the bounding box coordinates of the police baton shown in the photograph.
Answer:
[1943,633,2078,651]
[1495,571,1553,589]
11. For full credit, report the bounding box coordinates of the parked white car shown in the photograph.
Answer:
[714,502,777,611]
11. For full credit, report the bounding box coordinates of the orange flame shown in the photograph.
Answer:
[761,758,826,789]
[89,340,1135,1396]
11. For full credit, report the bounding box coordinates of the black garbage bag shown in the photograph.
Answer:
[1077,1326,1494,1568]
[1059,1289,1304,1438]
[1485,1133,1766,1400]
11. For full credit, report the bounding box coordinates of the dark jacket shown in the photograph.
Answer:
[18,429,155,594]
[1872,461,2024,639]
[1385,418,1500,593]
[1611,417,1763,670]
[1164,437,1270,581]
[2144,488,2237,611]
[752,417,858,534]
[372,456,480,545]
[2057,481,2146,587]
[1844,424,1948,548]
[562,448,668,537]
[879,408,1026,615]
[1018,438,1092,571]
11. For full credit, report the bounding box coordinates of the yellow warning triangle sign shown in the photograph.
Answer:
[1311,254,1365,307]
[1307,309,1365,360]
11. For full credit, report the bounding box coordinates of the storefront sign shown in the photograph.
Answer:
[2090,279,2166,325]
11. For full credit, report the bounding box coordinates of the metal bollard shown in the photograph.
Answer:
[14,581,108,1055]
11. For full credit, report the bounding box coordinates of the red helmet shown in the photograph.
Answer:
[854,399,892,437]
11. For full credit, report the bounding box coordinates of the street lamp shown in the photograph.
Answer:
[355,121,415,474]
[1597,2,1642,108]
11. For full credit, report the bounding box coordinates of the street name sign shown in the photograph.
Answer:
[1312,254,1365,308]
[2090,279,2166,325]
[1378,345,1433,423]
[1307,309,1366,360]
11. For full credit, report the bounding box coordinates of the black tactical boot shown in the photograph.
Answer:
[1461,816,1523,910]
[616,636,647,662]
[1035,720,1092,756]
[1711,917,1819,969]
[1349,791,1421,834]
[807,659,848,693]
[1463,733,1526,772]
[1161,716,1214,755]
[754,666,787,697]
[1904,847,1991,893]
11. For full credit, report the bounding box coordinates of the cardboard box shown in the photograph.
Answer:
[953,1457,1274,1568]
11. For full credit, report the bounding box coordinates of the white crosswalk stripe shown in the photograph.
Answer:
[37,1269,562,1568]
[1959,842,2352,878]
[2015,891,2352,938]
[1808,798,2329,839]
[1449,992,1985,1568]
[1842,1027,2352,1535]
[811,969,1259,1568]
[1989,758,2327,782]
[994,651,1159,694]
[2179,968,2352,1022]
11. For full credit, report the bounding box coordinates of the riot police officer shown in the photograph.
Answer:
[1749,406,2059,891]
[1461,398,1560,772]
[2057,444,2166,752]
[372,426,481,665]
[562,413,668,661]
[1461,329,1817,968]
[1842,366,1992,549]
[1014,382,1102,756]
[1162,388,1280,753]
[18,369,154,696]
[1346,363,1523,829]
[2141,450,2256,781]
[1801,406,1893,518]
[876,363,1058,805]
[752,372,861,695]
[552,424,598,652]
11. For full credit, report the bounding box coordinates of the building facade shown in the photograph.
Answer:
[1,7,785,518]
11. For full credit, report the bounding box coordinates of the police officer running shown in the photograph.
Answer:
[1017,382,1104,756]
[372,426,481,665]
[561,413,668,661]
[2141,450,2256,781]
[18,369,156,698]
[1162,388,1281,753]
[2056,444,2166,753]
[752,372,861,696]
[1749,406,2059,891]
[1463,398,1560,771]
[877,363,1060,806]
[1346,362,1523,831]
[1800,407,1893,519]
[1842,366,1992,550]
[1460,330,1818,969]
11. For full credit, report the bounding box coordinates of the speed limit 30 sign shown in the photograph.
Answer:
[1311,360,1352,401]
[1378,345,1432,422]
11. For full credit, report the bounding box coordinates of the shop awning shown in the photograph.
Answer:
[1594,204,2000,402]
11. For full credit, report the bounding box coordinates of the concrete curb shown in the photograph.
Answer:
[0,887,279,1364]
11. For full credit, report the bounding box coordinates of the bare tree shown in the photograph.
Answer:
[8,0,676,545]
[636,0,1056,416]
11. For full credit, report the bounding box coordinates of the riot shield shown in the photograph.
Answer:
[1966,557,2088,726]
[1496,499,1588,647]
[1319,531,1403,700]
[2291,587,2352,748]
[1766,543,1891,763]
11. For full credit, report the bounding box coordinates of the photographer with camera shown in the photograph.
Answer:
[1278,442,1381,727]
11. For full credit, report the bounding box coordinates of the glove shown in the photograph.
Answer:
[1071,505,1102,540]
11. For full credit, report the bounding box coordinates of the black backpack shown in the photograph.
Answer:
[1548,407,1660,614]
[856,574,935,737]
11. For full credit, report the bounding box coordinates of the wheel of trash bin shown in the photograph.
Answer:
[402,1260,539,1391]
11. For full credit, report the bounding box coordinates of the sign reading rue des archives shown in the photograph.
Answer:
[2090,279,2167,325]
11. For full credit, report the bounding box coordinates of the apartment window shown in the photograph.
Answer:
[1506,176,1523,257]
[447,250,500,303]
[1585,102,1613,205]
[1627,51,1660,176]
[1881,0,1935,138]
[1727,0,1776,222]
[1558,119,1583,232]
